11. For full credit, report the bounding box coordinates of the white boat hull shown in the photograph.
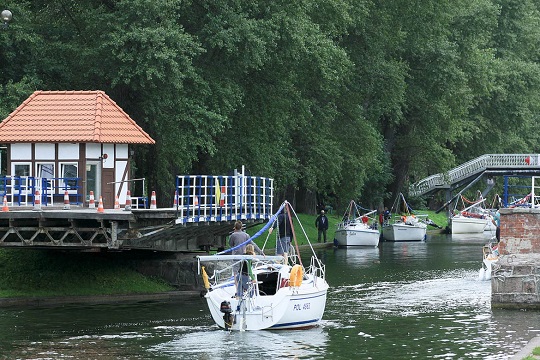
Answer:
[382,223,426,242]
[479,243,499,281]
[205,273,328,331]
[484,220,497,232]
[451,216,488,234]
[335,226,379,247]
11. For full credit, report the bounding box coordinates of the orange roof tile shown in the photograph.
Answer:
[0,90,155,144]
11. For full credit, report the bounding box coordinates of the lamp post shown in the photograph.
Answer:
[1,9,12,28]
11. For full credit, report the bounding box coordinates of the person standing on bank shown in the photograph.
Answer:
[269,210,293,260]
[315,210,329,243]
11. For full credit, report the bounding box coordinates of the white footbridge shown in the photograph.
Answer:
[411,154,540,197]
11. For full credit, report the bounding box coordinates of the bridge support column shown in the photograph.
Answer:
[109,221,122,249]
[492,208,540,309]
[445,189,453,230]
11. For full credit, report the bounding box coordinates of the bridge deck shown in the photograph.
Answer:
[0,206,268,252]
[0,171,274,252]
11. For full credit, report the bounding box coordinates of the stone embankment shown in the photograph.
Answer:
[510,336,540,360]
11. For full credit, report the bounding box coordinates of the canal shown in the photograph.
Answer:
[0,232,538,359]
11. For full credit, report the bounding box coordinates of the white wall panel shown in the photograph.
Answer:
[115,160,128,203]
[86,143,101,159]
[35,144,55,160]
[11,143,32,160]
[58,143,79,160]
[116,144,128,158]
[102,144,115,169]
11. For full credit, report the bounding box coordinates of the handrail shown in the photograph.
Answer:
[175,172,274,224]
[411,154,540,196]
[0,176,83,206]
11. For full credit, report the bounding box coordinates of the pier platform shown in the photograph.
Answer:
[0,206,269,252]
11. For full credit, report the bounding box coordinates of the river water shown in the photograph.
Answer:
[0,232,539,359]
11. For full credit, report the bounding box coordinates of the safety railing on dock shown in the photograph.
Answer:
[174,173,274,224]
[502,175,540,208]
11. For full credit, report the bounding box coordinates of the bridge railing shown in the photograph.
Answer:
[411,154,540,196]
[0,176,83,206]
[174,173,274,224]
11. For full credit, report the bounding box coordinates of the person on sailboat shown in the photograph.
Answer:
[229,221,264,256]
[245,244,255,255]
[269,211,293,259]
[229,221,264,274]
[236,258,254,298]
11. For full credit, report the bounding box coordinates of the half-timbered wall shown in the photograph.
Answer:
[6,142,130,208]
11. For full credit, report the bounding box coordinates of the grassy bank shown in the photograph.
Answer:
[0,249,174,298]
[522,346,540,360]
[0,209,449,298]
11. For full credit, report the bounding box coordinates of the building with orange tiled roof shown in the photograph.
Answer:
[0,90,155,208]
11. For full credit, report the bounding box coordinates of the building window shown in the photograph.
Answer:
[60,163,78,191]
[37,163,55,191]
[13,163,30,177]
[37,163,54,178]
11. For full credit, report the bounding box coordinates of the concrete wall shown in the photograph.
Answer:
[134,254,203,292]
[492,208,540,309]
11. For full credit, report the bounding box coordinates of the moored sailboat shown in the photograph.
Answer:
[451,197,491,234]
[334,200,379,247]
[382,193,428,242]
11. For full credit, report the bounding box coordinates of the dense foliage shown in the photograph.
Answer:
[1,0,539,213]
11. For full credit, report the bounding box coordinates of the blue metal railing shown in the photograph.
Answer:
[174,173,274,223]
[40,177,83,206]
[0,176,83,206]
[501,175,540,208]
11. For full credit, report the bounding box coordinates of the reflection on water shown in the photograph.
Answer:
[0,233,538,359]
[151,326,328,359]
[333,246,381,267]
[451,231,495,242]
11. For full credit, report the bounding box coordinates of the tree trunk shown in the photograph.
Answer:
[296,187,316,214]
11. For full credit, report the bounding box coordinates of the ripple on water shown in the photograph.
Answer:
[332,269,491,316]
[148,326,329,359]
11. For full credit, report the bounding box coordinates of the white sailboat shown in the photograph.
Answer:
[197,201,329,331]
[334,200,379,247]
[451,198,491,234]
[382,193,427,242]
